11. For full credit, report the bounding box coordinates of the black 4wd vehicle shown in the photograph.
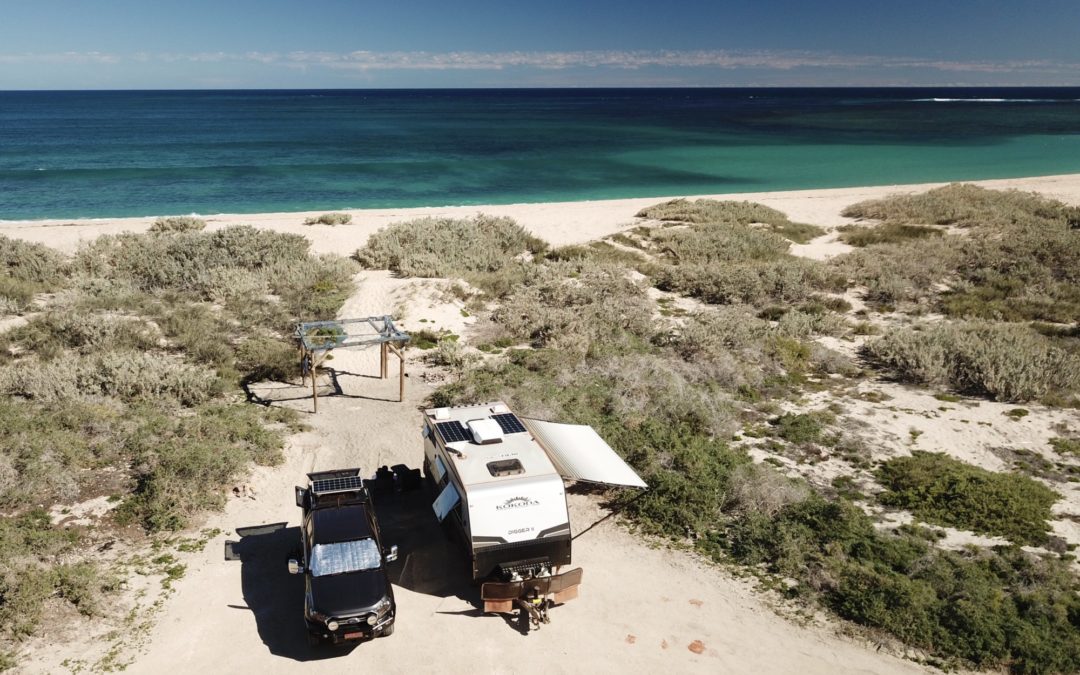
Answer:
[289,468,398,645]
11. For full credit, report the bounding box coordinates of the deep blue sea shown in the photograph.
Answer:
[2,88,1080,220]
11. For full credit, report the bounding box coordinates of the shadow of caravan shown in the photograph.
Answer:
[420,401,646,630]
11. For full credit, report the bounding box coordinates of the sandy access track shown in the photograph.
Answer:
[12,174,1080,674]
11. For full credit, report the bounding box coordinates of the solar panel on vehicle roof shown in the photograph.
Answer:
[311,475,365,494]
[491,413,528,434]
[436,421,472,444]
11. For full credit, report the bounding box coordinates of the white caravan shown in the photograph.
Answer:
[421,401,645,626]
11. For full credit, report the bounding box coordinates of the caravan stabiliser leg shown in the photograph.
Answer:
[516,597,551,629]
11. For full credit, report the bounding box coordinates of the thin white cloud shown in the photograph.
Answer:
[0,49,1077,75]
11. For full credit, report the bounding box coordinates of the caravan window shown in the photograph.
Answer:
[487,459,525,477]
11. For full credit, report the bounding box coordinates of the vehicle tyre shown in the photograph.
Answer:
[380,623,395,637]
[307,633,321,647]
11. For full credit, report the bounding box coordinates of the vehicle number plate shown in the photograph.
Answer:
[344,631,364,640]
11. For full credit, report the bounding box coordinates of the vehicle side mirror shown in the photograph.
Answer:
[288,558,304,575]
[294,486,308,509]
[385,545,398,563]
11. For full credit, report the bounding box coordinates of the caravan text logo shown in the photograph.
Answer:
[496,496,539,510]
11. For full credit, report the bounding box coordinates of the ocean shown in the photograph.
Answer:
[2,87,1080,220]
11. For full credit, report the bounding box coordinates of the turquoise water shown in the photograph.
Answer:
[2,88,1080,219]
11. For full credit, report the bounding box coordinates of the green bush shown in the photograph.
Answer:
[8,311,160,360]
[863,321,1080,402]
[149,216,206,233]
[0,350,221,406]
[75,226,311,294]
[877,452,1059,545]
[119,403,285,531]
[837,222,943,247]
[0,236,68,312]
[491,263,655,355]
[303,212,352,226]
[354,215,546,279]
[718,494,1080,672]
[770,412,830,444]
[636,198,824,243]
[841,184,1071,228]
[655,257,838,307]
[834,185,1080,320]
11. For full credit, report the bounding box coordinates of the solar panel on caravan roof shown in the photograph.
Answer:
[491,413,528,435]
[436,421,472,444]
[311,475,366,495]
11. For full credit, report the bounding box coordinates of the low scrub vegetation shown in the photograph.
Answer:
[637,198,824,243]
[836,222,943,247]
[834,185,1080,322]
[354,215,546,290]
[841,183,1075,228]
[717,496,1080,672]
[0,235,68,313]
[877,452,1059,545]
[0,227,346,655]
[863,321,1080,402]
[303,212,352,226]
[148,216,206,233]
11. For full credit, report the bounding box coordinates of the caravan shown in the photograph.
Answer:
[421,401,645,626]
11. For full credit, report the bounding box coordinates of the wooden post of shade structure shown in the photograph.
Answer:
[311,358,318,414]
[387,342,405,402]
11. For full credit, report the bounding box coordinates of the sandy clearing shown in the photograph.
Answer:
[111,370,929,675]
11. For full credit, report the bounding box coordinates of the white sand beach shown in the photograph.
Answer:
[4,173,1080,255]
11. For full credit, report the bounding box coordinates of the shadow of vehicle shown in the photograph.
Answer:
[370,472,533,635]
[228,523,358,661]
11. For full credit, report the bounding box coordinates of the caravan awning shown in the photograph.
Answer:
[524,420,647,489]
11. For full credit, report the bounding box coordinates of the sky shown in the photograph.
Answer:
[1,0,1079,89]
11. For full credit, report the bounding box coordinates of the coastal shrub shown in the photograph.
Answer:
[770,412,831,445]
[0,236,68,312]
[863,321,1080,402]
[655,257,838,307]
[876,452,1059,545]
[0,236,67,287]
[119,403,284,531]
[234,337,299,383]
[836,222,943,247]
[725,462,810,518]
[354,215,547,280]
[718,494,1080,672]
[8,311,160,360]
[491,263,655,354]
[545,241,649,268]
[149,216,206,233]
[0,351,220,406]
[833,238,960,304]
[0,510,118,638]
[834,185,1080,320]
[647,221,791,264]
[303,212,352,226]
[75,226,310,294]
[636,198,823,243]
[841,184,1071,228]
[73,226,355,326]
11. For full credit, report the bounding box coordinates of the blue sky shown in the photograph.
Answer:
[2,0,1079,88]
